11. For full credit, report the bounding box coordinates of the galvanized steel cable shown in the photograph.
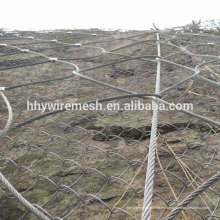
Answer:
[142,33,161,220]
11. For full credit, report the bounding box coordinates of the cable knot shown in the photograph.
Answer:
[72,70,79,75]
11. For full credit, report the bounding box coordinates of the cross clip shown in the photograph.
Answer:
[74,43,81,47]
[48,57,58,62]
[20,49,29,52]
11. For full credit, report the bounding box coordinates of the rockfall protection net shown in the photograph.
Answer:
[0,24,220,220]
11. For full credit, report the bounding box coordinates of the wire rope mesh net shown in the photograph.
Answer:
[0,23,220,220]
